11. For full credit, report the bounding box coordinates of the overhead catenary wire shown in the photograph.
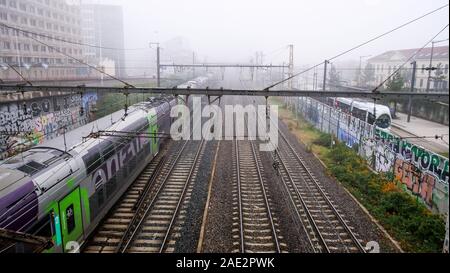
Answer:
[0,90,159,153]
[0,110,151,226]
[0,122,172,234]
[372,24,449,92]
[264,3,449,90]
[0,22,148,51]
[6,64,33,86]
[20,32,136,88]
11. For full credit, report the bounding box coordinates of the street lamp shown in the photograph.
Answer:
[359,55,371,87]
[426,39,449,92]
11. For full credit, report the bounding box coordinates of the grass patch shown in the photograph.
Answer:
[270,97,446,253]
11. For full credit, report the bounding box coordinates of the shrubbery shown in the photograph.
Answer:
[312,132,333,147]
[277,99,446,252]
[326,142,446,253]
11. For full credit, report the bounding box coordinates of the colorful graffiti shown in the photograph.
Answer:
[293,97,449,215]
[376,129,449,184]
[0,93,98,159]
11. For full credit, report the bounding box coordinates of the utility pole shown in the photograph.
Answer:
[150,42,161,87]
[156,44,160,87]
[407,61,417,123]
[426,42,435,92]
[323,60,329,91]
[425,39,448,92]
[313,67,318,91]
[255,52,259,84]
[359,55,371,87]
[288,44,294,90]
[192,51,196,78]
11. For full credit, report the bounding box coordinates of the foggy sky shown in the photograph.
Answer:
[83,0,449,66]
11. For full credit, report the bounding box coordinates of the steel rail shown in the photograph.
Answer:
[275,149,330,253]
[278,131,367,253]
[159,140,205,252]
[116,140,190,253]
[235,139,245,253]
[249,141,281,253]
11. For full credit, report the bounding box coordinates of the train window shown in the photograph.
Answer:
[376,114,391,129]
[28,212,54,238]
[338,102,351,113]
[351,107,366,122]
[65,204,75,234]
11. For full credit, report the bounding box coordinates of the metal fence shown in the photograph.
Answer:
[284,96,449,216]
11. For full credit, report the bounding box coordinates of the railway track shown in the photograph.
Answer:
[275,130,366,253]
[84,140,205,253]
[232,139,286,253]
[82,148,168,253]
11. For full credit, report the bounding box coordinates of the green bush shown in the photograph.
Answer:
[313,133,333,147]
[325,142,446,253]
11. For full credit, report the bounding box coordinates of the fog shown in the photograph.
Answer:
[82,0,448,67]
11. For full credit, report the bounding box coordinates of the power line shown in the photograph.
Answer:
[6,64,33,86]
[22,32,136,88]
[372,24,449,92]
[0,22,148,51]
[264,3,449,90]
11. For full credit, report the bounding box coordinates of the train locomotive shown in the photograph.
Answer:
[0,94,177,253]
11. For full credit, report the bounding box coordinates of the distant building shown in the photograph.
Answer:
[81,4,126,78]
[367,46,449,91]
[0,0,97,82]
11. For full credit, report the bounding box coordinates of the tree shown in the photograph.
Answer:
[360,63,376,87]
[400,67,412,88]
[385,72,405,118]
[433,63,447,91]
[328,64,341,87]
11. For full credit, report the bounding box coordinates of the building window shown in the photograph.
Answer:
[10,14,18,22]
[9,0,17,9]
[445,64,449,75]
[422,64,425,73]
[419,79,423,87]
[0,25,9,34]
[3,41,10,49]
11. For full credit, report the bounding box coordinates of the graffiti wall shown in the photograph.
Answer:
[0,92,98,159]
[290,97,449,215]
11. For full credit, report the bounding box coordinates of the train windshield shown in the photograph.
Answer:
[375,114,391,129]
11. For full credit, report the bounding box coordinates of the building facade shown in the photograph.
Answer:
[0,0,98,82]
[81,4,126,78]
[368,46,449,91]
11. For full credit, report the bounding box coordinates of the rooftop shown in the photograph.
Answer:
[368,45,449,63]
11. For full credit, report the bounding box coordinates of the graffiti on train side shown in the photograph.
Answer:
[0,93,98,159]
